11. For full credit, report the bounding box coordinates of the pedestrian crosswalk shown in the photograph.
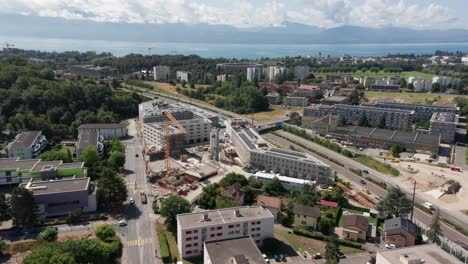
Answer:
[126,237,152,247]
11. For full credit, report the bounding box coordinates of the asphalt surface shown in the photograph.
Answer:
[455,145,468,171]
[263,132,468,245]
[121,137,161,264]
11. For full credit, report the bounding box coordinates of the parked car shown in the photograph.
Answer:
[385,244,396,249]
[118,219,127,226]
[361,170,369,174]
[190,185,199,190]
[313,253,321,259]
[279,254,286,262]
[129,198,135,204]
[273,255,280,262]
[337,252,345,259]
[360,180,366,185]
[262,254,270,263]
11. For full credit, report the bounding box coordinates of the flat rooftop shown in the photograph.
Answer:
[323,96,349,102]
[335,104,414,114]
[26,177,90,195]
[78,123,126,129]
[254,171,315,186]
[31,161,63,171]
[9,131,41,149]
[204,237,265,264]
[431,112,457,123]
[377,244,462,264]
[375,101,458,110]
[0,158,40,171]
[177,206,273,229]
[77,130,98,149]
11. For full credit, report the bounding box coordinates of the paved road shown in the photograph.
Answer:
[263,132,468,245]
[454,146,468,171]
[122,137,161,264]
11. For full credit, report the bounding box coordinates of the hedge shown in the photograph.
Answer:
[292,227,362,249]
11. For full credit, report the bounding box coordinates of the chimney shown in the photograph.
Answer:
[202,213,209,221]
[235,209,241,217]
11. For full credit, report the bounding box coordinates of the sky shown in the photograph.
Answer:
[0,0,466,30]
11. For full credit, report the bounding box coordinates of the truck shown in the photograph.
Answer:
[140,192,148,204]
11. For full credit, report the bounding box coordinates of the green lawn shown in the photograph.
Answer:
[354,156,400,176]
[156,223,180,262]
[316,70,434,81]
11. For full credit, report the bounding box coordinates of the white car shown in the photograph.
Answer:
[262,254,270,263]
[385,244,396,249]
[118,219,127,226]
[129,198,135,204]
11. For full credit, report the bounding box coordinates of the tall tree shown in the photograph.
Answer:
[262,177,287,196]
[219,173,248,188]
[160,195,192,230]
[10,187,36,228]
[325,237,340,264]
[80,147,100,168]
[38,227,59,242]
[376,186,412,218]
[378,115,386,128]
[427,209,442,244]
[108,150,125,169]
[358,115,369,127]
[97,169,128,210]
[0,194,10,221]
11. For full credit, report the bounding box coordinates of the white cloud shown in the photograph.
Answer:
[0,0,462,29]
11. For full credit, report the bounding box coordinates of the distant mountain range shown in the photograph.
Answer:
[2,14,468,44]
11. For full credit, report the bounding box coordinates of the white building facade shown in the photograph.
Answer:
[153,66,170,81]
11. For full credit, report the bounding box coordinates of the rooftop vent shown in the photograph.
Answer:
[201,213,210,222]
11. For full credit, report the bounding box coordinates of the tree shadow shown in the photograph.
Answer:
[261,237,299,257]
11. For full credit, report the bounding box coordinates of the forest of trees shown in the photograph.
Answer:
[0,55,142,143]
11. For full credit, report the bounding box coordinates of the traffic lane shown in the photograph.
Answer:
[264,133,468,245]
[275,130,468,229]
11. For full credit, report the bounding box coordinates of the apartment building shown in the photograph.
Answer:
[303,104,334,117]
[432,76,462,87]
[153,66,170,81]
[293,204,321,229]
[283,96,308,107]
[382,217,417,248]
[76,130,104,161]
[333,104,414,130]
[203,236,265,264]
[176,71,190,82]
[429,112,458,144]
[7,131,47,160]
[77,123,127,140]
[246,67,262,82]
[294,66,310,80]
[413,79,432,92]
[22,177,96,219]
[376,244,462,264]
[253,171,316,191]
[225,119,332,185]
[0,158,85,186]
[266,66,286,81]
[216,74,228,82]
[373,101,458,120]
[322,96,350,105]
[177,206,274,258]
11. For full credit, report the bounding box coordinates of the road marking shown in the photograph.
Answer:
[126,237,152,247]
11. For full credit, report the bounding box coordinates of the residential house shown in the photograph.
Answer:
[341,214,368,241]
[220,182,245,206]
[293,204,321,230]
[7,131,47,160]
[376,244,462,264]
[382,217,417,248]
[256,195,282,221]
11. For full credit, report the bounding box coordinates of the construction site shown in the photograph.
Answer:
[136,99,242,202]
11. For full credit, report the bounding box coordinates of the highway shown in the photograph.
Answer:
[121,136,161,264]
[263,132,468,245]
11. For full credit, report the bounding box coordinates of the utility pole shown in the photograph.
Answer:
[410,180,416,221]
[148,48,152,56]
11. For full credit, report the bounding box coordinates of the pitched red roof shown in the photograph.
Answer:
[317,199,339,208]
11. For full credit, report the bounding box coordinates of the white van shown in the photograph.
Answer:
[422,202,434,210]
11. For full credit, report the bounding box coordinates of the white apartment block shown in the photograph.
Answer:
[432,76,461,87]
[216,74,227,82]
[253,171,316,191]
[246,67,262,82]
[177,206,274,258]
[429,112,458,144]
[176,71,190,82]
[77,123,127,140]
[294,66,310,80]
[7,131,47,160]
[266,66,286,81]
[283,96,308,107]
[413,79,432,92]
[153,66,170,81]
[462,55,468,66]
[225,119,332,185]
[373,102,458,120]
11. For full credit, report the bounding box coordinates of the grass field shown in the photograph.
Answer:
[354,156,400,176]
[242,105,302,122]
[364,91,459,105]
[155,223,180,262]
[317,70,434,81]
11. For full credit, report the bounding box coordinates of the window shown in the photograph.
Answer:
[228,225,234,228]
[217,226,222,230]
[251,228,255,231]
[251,222,256,225]
[186,250,192,255]
[210,227,215,231]
[194,236,198,240]
[256,227,260,231]
[256,221,261,224]
[185,231,192,235]
[210,234,215,238]
[194,230,198,234]
[216,233,222,236]
[186,244,192,248]
[186,237,192,241]
[194,243,198,246]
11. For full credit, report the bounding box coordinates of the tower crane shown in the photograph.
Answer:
[163,111,187,174]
